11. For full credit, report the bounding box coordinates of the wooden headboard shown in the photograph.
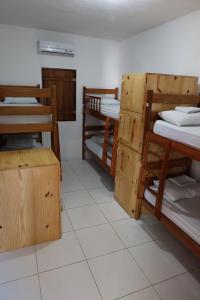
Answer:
[83,87,118,100]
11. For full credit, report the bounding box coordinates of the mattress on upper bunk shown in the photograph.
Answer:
[144,189,200,244]
[85,137,112,166]
[87,96,120,119]
[0,103,51,124]
[153,120,200,149]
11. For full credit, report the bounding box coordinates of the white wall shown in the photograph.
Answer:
[0,24,120,159]
[120,10,200,179]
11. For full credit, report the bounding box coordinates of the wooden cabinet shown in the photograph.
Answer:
[116,144,141,184]
[0,149,61,253]
[115,72,198,218]
[118,111,144,153]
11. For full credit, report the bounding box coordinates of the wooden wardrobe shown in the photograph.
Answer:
[114,73,198,219]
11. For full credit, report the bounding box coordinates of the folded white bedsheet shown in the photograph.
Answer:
[144,189,200,244]
[153,179,200,202]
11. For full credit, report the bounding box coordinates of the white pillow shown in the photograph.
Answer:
[158,110,200,126]
[4,97,38,104]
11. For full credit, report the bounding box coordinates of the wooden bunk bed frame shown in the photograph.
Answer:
[0,85,60,161]
[138,90,200,257]
[82,87,118,177]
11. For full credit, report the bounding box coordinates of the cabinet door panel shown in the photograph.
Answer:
[116,143,141,184]
[121,74,146,113]
[118,111,144,153]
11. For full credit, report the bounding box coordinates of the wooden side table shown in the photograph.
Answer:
[0,148,61,253]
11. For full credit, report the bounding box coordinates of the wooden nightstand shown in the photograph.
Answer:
[0,148,61,253]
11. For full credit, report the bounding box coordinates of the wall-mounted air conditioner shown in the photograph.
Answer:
[38,40,75,56]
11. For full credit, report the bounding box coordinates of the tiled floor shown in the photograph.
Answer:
[0,159,200,300]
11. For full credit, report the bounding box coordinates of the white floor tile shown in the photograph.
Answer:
[99,201,129,222]
[79,175,104,189]
[61,161,77,179]
[68,205,107,229]
[40,261,101,300]
[76,223,125,259]
[155,269,200,300]
[0,247,37,284]
[61,177,85,193]
[141,215,172,241]
[88,187,115,204]
[62,190,95,209]
[35,232,84,272]
[129,238,199,284]
[120,287,161,300]
[112,219,153,247]
[61,210,73,232]
[0,275,41,300]
[88,249,150,300]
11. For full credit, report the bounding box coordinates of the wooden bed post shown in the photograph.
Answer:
[50,85,61,161]
[82,86,86,160]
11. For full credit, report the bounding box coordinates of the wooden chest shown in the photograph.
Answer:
[115,73,198,218]
[0,148,61,253]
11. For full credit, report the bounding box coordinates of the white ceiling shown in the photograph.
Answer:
[0,0,200,40]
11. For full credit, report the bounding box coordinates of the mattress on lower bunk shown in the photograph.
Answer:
[153,120,200,149]
[144,189,200,244]
[85,138,112,166]
[0,103,51,124]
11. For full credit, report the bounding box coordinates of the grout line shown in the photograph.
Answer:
[73,228,104,299]
[64,200,103,299]
[0,274,39,287]
[34,247,43,300]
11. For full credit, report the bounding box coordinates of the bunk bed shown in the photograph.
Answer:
[138,90,200,257]
[0,84,60,161]
[82,87,119,177]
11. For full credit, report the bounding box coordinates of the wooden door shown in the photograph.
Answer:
[42,68,76,121]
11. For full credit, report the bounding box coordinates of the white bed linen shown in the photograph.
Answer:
[153,120,200,149]
[144,189,200,244]
[0,103,51,124]
[100,103,120,119]
[85,137,112,166]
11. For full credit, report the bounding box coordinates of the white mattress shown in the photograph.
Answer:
[85,138,112,166]
[100,104,120,119]
[0,103,51,124]
[153,120,200,149]
[144,189,200,244]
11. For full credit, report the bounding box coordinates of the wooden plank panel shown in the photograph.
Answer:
[121,74,146,113]
[0,164,61,252]
[0,87,51,98]
[118,110,144,153]
[0,123,53,134]
[0,148,59,170]
[115,173,140,218]
[116,143,141,184]
[85,88,118,95]
[152,93,200,104]
[0,106,52,115]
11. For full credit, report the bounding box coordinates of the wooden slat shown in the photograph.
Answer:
[0,106,52,115]
[0,123,53,134]
[85,88,117,95]
[0,87,51,98]
[147,158,191,170]
[151,93,200,104]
